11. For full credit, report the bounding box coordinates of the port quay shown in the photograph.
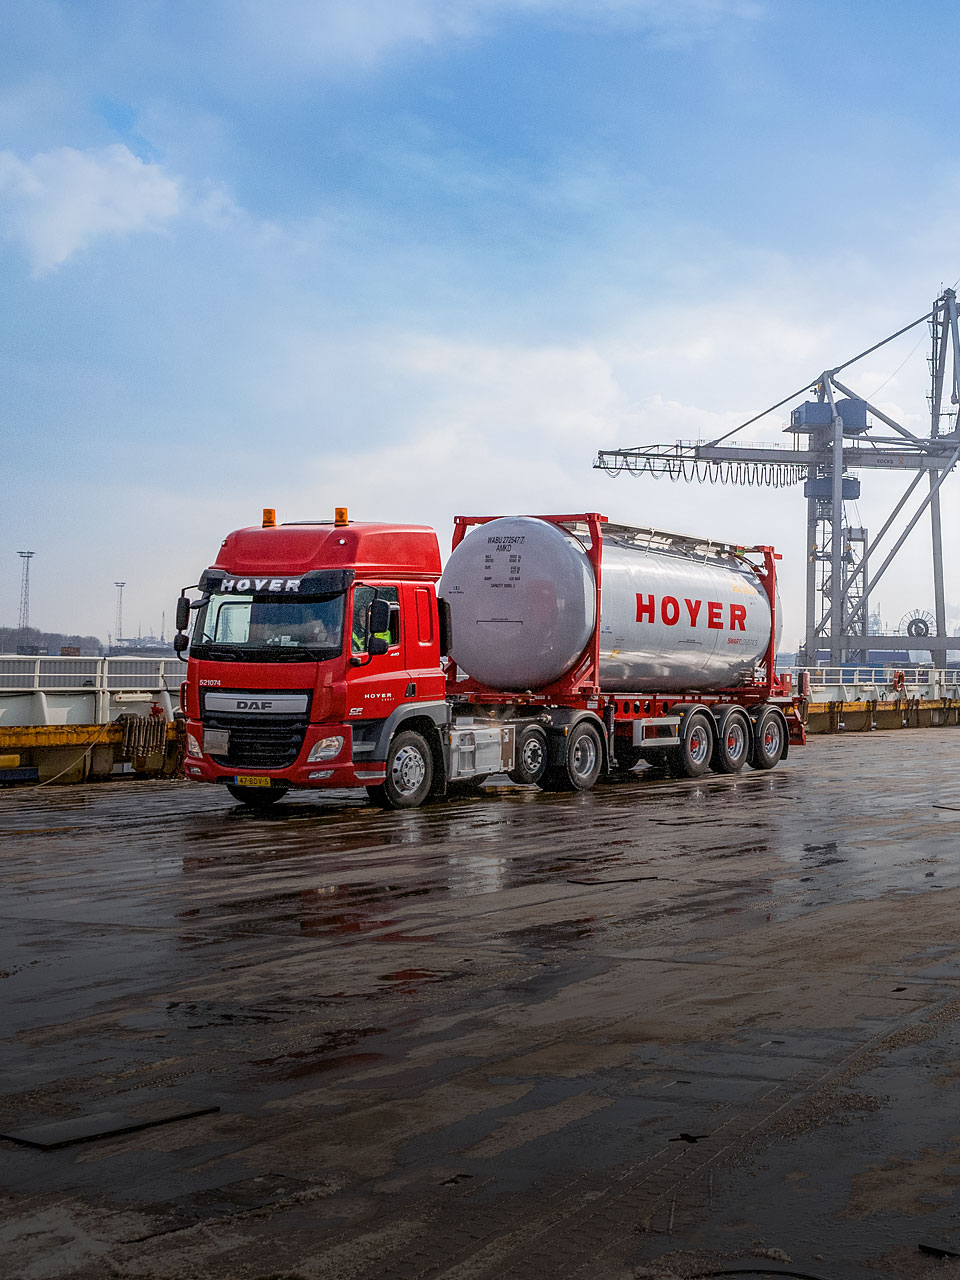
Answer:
[6,571,960,1278]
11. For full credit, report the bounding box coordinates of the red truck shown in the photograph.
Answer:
[175,508,805,809]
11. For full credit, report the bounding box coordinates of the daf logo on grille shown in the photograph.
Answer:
[204,692,309,715]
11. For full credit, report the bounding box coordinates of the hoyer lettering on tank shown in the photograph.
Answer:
[635,593,747,631]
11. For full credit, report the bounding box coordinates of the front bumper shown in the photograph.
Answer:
[184,720,385,789]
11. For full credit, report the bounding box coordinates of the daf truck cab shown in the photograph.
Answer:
[179,510,452,808]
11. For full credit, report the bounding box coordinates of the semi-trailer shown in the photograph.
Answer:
[175,509,806,809]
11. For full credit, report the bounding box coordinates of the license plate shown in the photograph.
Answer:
[233,775,272,788]
[204,729,230,754]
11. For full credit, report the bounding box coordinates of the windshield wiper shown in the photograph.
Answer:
[195,644,340,663]
[200,644,247,661]
[258,646,339,662]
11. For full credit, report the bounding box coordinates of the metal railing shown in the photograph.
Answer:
[783,666,960,693]
[0,655,185,691]
[0,656,186,727]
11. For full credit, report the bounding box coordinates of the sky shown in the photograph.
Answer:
[3,0,960,648]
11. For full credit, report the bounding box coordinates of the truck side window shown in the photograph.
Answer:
[352,586,399,653]
[415,587,434,644]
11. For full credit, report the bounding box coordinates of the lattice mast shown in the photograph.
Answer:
[17,551,34,638]
[114,582,125,646]
[595,288,960,665]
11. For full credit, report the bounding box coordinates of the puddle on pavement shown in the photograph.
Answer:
[251,1027,387,1080]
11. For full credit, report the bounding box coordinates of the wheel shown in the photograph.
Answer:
[542,721,603,792]
[509,723,548,786]
[670,711,713,778]
[367,730,434,809]
[226,783,288,807]
[750,708,785,771]
[711,709,751,774]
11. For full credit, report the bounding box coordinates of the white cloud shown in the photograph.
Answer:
[0,144,182,271]
[228,0,759,70]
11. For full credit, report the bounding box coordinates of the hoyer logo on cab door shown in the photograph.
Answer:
[636,595,747,631]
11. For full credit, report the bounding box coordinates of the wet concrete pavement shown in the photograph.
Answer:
[4,732,960,1278]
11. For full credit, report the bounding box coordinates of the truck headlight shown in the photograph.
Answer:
[186,732,202,758]
[307,735,344,762]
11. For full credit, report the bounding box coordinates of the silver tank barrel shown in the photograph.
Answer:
[598,537,777,693]
[441,517,596,690]
[440,516,778,694]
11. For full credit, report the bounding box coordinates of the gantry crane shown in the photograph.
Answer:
[595,288,960,667]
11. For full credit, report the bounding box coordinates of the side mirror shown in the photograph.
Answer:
[175,596,191,632]
[173,633,189,654]
[368,599,391,634]
[369,636,389,657]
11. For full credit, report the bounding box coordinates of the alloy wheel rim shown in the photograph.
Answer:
[572,734,597,778]
[689,725,709,764]
[727,723,746,760]
[392,745,426,795]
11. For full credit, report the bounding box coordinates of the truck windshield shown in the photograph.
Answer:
[191,592,346,660]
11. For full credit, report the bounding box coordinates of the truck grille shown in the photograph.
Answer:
[203,712,308,769]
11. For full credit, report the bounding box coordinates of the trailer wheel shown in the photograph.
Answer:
[226,783,288,808]
[671,711,714,778]
[368,730,434,809]
[712,709,751,774]
[751,708,785,771]
[543,721,603,792]
[509,724,548,786]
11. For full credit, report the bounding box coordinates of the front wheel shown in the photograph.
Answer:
[542,721,603,792]
[226,783,288,808]
[368,730,434,809]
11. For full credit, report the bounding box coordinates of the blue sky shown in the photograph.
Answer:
[3,0,960,643]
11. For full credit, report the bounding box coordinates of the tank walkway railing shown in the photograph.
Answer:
[0,655,185,727]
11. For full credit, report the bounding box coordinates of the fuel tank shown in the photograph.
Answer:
[439,516,779,693]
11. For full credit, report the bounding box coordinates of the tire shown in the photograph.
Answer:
[671,711,714,778]
[711,708,751,774]
[509,723,548,786]
[368,730,434,809]
[751,708,785,771]
[226,783,288,808]
[542,721,603,792]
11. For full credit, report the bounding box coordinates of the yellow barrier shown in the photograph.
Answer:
[806,699,960,733]
[0,721,183,784]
